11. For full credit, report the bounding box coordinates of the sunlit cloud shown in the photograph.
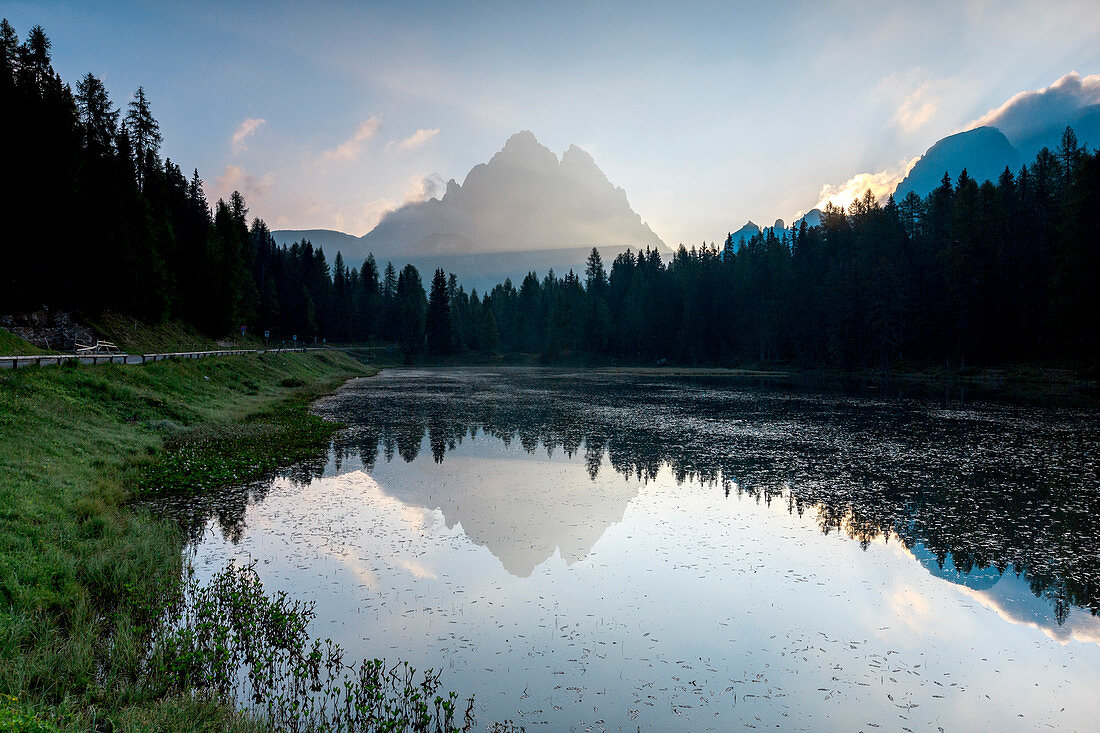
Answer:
[327,198,398,236]
[403,172,445,201]
[892,82,939,134]
[263,172,447,237]
[323,174,445,235]
[954,584,1100,646]
[889,541,1100,647]
[965,71,1100,140]
[212,164,273,201]
[886,584,943,636]
[329,545,379,590]
[231,117,266,154]
[321,116,382,162]
[386,127,440,152]
[813,156,919,211]
[397,558,438,580]
[875,72,958,139]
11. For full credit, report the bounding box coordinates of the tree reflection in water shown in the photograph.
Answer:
[156,369,1100,625]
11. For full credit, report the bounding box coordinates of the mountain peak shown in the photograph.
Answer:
[561,143,596,167]
[893,125,1020,199]
[360,130,665,258]
[797,208,823,228]
[489,130,558,173]
[502,129,541,150]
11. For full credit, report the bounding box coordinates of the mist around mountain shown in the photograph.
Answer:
[274,131,667,290]
[271,229,364,255]
[894,113,1100,200]
[1015,103,1100,160]
[893,126,1022,200]
[893,74,1100,199]
[729,75,1100,230]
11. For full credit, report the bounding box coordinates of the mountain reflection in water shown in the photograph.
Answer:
[166,368,1100,632]
[155,368,1100,730]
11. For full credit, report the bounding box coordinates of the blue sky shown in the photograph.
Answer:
[7,0,1100,244]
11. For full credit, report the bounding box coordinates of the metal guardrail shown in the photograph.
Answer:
[0,347,320,370]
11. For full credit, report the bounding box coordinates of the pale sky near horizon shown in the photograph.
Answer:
[7,0,1100,245]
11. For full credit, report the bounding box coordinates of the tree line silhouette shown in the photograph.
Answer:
[471,136,1099,368]
[3,20,1098,367]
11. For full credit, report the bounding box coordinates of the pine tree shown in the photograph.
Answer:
[584,247,607,296]
[1057,127,1084,190]
[20,25,51,88]
[188,169,210,221]
[333,251,348,341]
[426,268,454,356]
[358,254,380,341]
[75,73,118,152]
[0,19,19,87]
[395,264,426,361]
[381,261,398,339]
[447,273,463,350]
[124,86,161,190]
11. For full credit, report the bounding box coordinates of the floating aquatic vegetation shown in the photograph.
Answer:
[310,369,1100,619]
[150,562,474,732]
[156,369,1100,730]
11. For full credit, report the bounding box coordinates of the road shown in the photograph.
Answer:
[0,347,318,370]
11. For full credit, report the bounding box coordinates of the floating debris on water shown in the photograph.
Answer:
[155,368,1100,730]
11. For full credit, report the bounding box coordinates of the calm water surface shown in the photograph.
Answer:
[166,368,1100,731]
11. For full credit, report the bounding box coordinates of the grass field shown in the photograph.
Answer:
[89,314,226,354]
[0,350,369,730]
[0,330,49,356]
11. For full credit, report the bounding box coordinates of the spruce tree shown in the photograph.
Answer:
[426,268,454,356]
[20,25,50,88]
[395,264,426,361]
[124,86,161,190]
[75,73,118,152]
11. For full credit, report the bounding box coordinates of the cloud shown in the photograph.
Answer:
[386,127,440,152]
[875,72,957,138]
[402,172,445,201]
[326,174,445,233]
[814,156,920,211]
[231,117,265,154]
[892,82,939,134]
[321,116,382,161]
[264,170,448,237]
[967,71,1100,141]
[213,164,273,200]
[886,584,944,637]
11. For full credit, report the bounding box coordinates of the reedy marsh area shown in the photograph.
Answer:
[0,350,470,730]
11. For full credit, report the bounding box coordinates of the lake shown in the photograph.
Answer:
[164,368,1100,731]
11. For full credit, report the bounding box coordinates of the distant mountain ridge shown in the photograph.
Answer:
[893,126,1021,200]
[727,209,824,247]
[728,98,1100,235]
[274,131,667,290]
[364,131,664,256]
[894,104,1100,199]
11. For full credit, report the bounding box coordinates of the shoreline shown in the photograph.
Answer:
[0,351,369,730]
[364,357,1098,403]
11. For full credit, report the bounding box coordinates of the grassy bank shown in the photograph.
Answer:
[0,350,369,730]
[0,330,49,356]
[89,314,225,354]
